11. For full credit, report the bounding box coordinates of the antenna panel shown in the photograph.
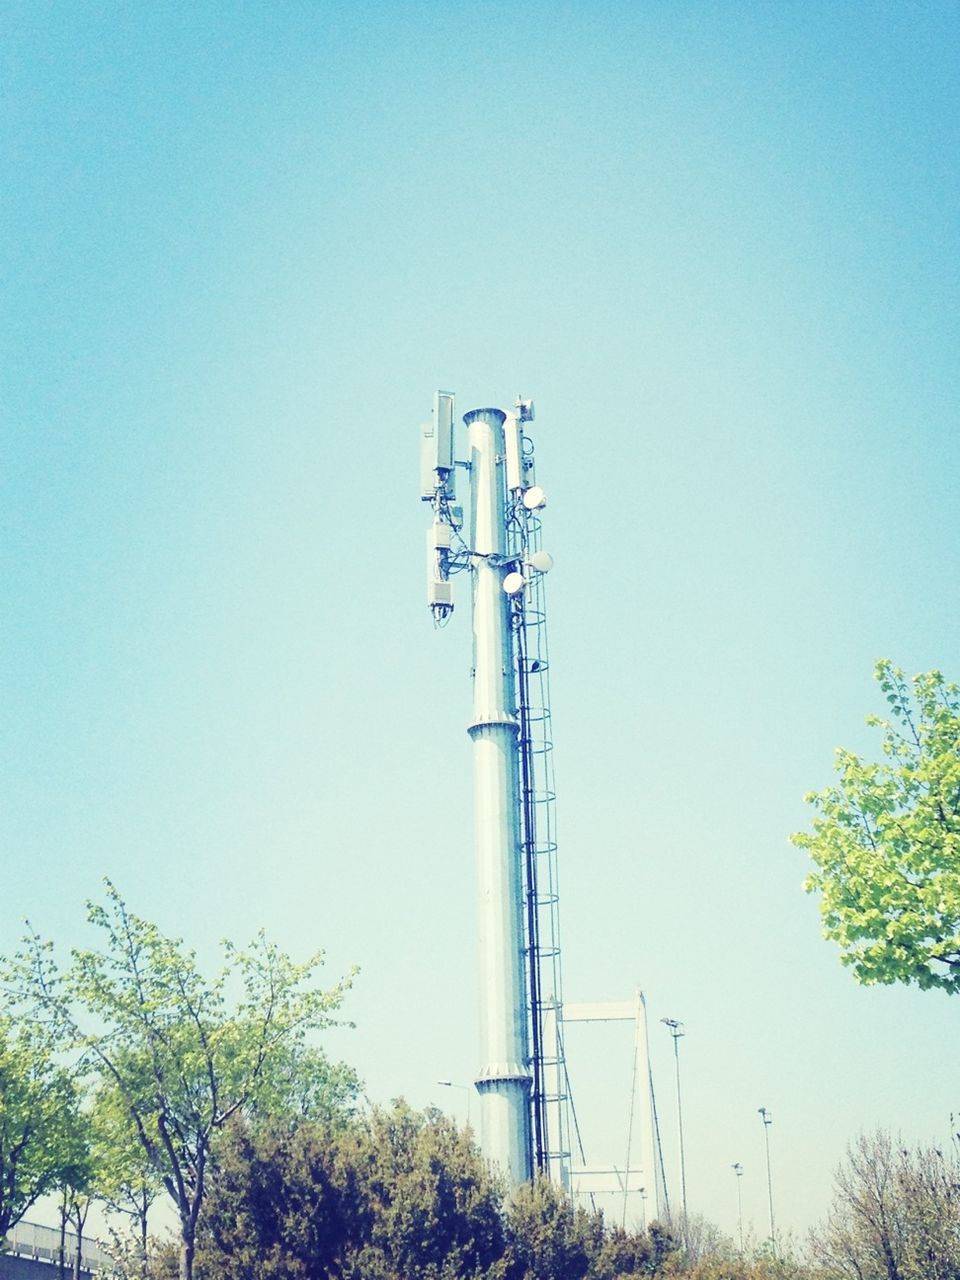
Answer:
[504,414,523,491]
[420,422,438,498]
[421,392,456,499]
[433,390,455,470]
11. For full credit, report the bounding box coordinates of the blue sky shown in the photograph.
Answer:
[3,0,959,1244]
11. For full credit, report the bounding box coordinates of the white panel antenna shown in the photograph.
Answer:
[504,412,524,491]
[420,390,457,500]
[420,422,438,499]
[420,391,463,623]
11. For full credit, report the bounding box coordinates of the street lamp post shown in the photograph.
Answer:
[758,1108,775,1251]
[731,1163,744,1254]
[661,1018,687,1235]
[438,1079,473,1128]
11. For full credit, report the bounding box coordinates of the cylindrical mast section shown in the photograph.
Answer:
[466,406,533,1186]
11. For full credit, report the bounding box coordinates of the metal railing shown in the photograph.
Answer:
[5,1220,109,1272]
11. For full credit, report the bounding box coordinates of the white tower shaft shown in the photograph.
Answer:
[465,406,533,1186]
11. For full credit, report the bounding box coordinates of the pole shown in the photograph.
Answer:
[635,994,660,1222]
[661,1018,687,1234]
[437,1079,472,1128]
[731,1163,743,1254]
[466,406,532,1187]
[758,1108,775,1251]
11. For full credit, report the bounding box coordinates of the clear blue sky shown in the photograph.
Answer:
[3,0,958,1245]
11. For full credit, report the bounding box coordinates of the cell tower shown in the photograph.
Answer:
[420,391,569,1186]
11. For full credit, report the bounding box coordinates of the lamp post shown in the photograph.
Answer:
[661,1018,687,1234]
[438,1079,473,1128]
[758,1108,775,1251]
[731,1163,744,1254]
[638,1186,648,1231]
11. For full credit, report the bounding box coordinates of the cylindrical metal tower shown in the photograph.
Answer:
[465,406,533,1185]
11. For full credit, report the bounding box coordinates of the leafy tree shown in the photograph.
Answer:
[0,1016,84,1239]
[52,1099,100,1280]
[197,1102,506,1279]
[504,1178,605,1280]
[646,1224,682,1276]
[248,1041,361,1129]
[57,1173,95,1280]
[88,1080,163,1277]
[196,1101,681,1280]
[502,1180,672,1280]
[591,1222,673,1279]
[809,1129,960,1280]
[792,660,960,992]
[358,1102,508,1279]
[195,1118,364,1279]
[9,881,354,1280]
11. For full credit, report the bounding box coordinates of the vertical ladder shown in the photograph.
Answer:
[506,440,570,1184]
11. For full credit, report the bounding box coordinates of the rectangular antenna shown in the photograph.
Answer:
[504,413,523,491]
[434,390,455,470]
[420,391,456,499]
[420,422,437,498]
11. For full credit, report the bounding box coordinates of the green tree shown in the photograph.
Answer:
[591,1222,672,1279]
[0,1016,84,1240]
[195,1129,820,1280]
[504,1178,603,1280]
[197,1102,506,1280]
[88,1080,163,1277]
[10,881,354,1280]
[792,660,960,992]
[196,1117,368,1279]
[51,1097,97,1280]
[356,1102,507,1280]
[57,1169,95,1280]
[196,1102,679,1280]
[248,1042,360,1129]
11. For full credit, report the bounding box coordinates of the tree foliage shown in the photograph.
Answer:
[502,1178,672,1279]
[88,1079,163,1276]
[355,1103,507,1279]
[198,1102,506,1280]
[793,660,960,992]
[194,1103,673,1280]
[9,880,355,1280]
[809,1129,960,1280]
[503,1177,604,1280]
[248,1041,361,1130]
[0,1016,84,1239]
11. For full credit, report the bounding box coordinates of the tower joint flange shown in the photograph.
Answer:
[467,715,520,736]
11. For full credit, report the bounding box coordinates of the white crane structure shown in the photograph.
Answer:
[420,392,568,1187]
